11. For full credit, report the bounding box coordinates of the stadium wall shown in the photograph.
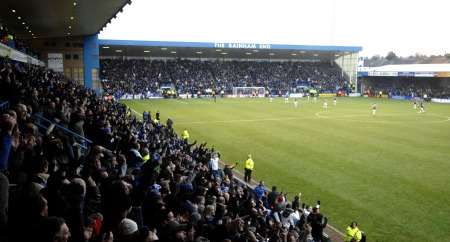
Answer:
[319,93,337,98]
[31,37,85,85]
[391,95,412,100]
[431,98,450,104]
[83,34,100,89]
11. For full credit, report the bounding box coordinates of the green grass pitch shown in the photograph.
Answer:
[121,97,450,242]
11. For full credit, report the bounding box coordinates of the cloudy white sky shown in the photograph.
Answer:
[100,0,450,57]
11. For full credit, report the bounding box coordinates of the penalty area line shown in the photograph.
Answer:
[176,100,189,104]
[177,116,313,125]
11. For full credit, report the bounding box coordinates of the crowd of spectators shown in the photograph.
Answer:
[1,56,338,242]
[361,77,450,99]
[100,59,348,98]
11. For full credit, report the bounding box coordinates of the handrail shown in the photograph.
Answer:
[1,102,92,149]
[34,114,93,144]
[33,114,93,157]
[33,113,93,145]
[33,122,89,152]
[0,101,9,112]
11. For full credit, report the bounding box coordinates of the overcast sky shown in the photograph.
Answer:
[99,0,450,57]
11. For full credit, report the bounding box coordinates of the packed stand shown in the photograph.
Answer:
[1,56,334,242]
[100,59,348,98]
[361,77,450,99]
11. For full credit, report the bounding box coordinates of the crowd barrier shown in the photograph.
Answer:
[33,113,93,155]
[119,94,164,100]
[0,101,9,112]
[431,98,450,104]
[289,93,304,98]
[348,93,361,97]
[319,93,336,98]
[391,95,413,100]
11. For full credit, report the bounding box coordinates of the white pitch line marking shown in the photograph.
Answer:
[130,107,141,116]
[315,111,450,124]
[177,116,313,125]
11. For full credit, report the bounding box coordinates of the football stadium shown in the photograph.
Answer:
[1,1,450,242]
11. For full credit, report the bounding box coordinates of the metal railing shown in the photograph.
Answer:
[33,113,92,155]
[0,101,9,113]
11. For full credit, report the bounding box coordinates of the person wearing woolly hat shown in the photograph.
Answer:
[119,218,138,236]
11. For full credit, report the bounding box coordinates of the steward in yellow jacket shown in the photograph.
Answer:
[244,154,254,183]
[345,222,362,242]
[181,129,190,140]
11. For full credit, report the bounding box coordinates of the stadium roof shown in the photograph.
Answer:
[99,39,362,60]
[0,0,130,39]
[363,64,450,72]
[358,64,450,78]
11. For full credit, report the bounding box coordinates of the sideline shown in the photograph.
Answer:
[130,107,142,117]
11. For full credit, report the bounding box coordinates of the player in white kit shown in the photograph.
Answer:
[294,98,298,108]
[372,103,377,116]
[333,97,337,106]
[323,100,328,111]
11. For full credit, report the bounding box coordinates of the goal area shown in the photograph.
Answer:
[232,87,266,98]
